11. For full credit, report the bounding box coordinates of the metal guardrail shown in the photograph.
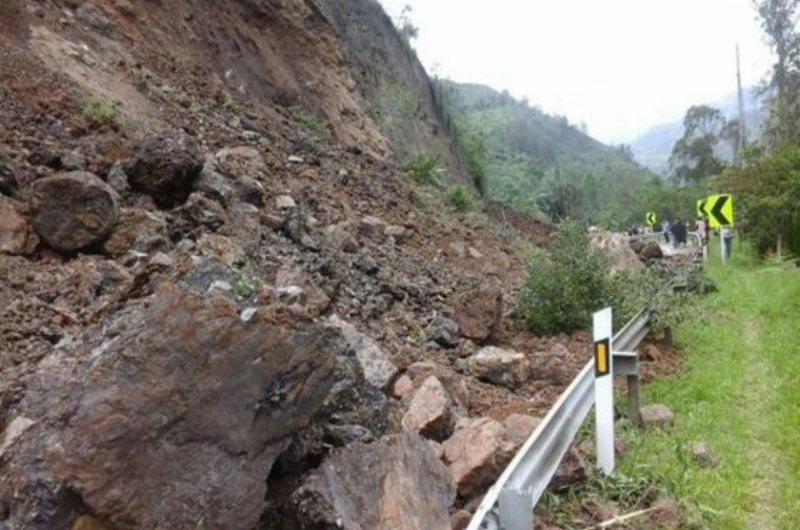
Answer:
[466,309,652,530]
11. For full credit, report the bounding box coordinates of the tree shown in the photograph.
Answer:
[755,0,800,148]
[668,105,727,185]
[398,5,419,43]
[723,146,800,257]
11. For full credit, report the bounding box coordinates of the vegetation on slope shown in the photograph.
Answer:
[436,81,661,229]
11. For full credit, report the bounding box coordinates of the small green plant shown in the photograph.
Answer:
[81,98,117,128]
[516,221,615,334]
[233,277,254,298]
[221,93,243,114]
[292,106,331,141]
[405,153,444,187]
[447,185,477,212]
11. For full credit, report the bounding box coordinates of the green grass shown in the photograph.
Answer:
[619,240,800,528]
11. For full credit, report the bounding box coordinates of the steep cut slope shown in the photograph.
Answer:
[440,81,659,227]
[0,2,603,530]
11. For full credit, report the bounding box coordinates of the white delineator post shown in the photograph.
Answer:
[593,308,615,475]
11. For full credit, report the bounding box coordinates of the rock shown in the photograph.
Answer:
[551,342,570,357]
[275,285,305,302]
[127,130,202,207]
[640,241,664,260]
[427,314,461,348]
[452,287,503,343]
[0,282,341,530]
[197,233,246,267]
[72,515,111,530]
[214,146,268,180]
[358,215,387,240]
[385,224,409,243]
[106,162,129,194]
[391,374,414,399]
[29,171,118,252]
[589,231,644,272]
[60,150,86,171]
[325,315,397,390]
[174,192,226,231]
[292,432,454,530]
[287,155,304,164]
[442,417,515,498]
[450,510,472,530]
[0,416,36,457]
[240,307,258,322]
[402,376,455,441]
[467,346,529,388]
[646,499,683,529]
[275,194,297,209]
[692,441,718,468]
[467,246,483,259]
[615,438,630,457]
[0,150,16,195]
[404,362,470,413]
[640,404,675,429]
[196,148,267,206]
[502,414,540,449]
[102,207,169,257]
[149,252,173,268]
[550,447,589,491]
[322,222,358,253]
[0,197,39,255]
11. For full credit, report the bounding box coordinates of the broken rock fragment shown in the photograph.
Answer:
[467,346,529,388]
[452,286,503,343]
[325,314,397,390]
[0,197,38,255]
[402,375,455,441]
[293,432,455,530]
[442,417,515,498]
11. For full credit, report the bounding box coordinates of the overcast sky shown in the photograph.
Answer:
[378,0,773,144]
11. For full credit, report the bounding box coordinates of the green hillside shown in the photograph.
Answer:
[438,81,661,228]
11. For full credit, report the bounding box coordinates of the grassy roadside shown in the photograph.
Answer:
[619,243,800,529]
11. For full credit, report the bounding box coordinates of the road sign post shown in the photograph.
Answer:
[593,308,614,476]
[705,194,734,264]
[645,212,657,230]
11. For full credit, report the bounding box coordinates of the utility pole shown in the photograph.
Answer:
[736,43,747,165]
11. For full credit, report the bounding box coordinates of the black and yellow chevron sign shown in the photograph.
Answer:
[706,194,734,228]
[645,212,657,226]
[697,198,708,218]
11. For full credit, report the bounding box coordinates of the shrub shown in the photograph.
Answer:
[516,221,615,334]
[447,185,477,212]
[221,93,243,115]
[405,153,444,187]
[81,98,117,128]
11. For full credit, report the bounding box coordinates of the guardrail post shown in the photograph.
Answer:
[498,487,534,530]
[593,308,615,475]
[627,373,642,426]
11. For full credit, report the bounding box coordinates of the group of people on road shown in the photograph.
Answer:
[657,217,734,259]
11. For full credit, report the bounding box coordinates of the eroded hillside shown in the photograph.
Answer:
[0,2,617,529]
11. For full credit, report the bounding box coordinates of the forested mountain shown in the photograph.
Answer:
[630,87,765,175]
[438,81,659,227]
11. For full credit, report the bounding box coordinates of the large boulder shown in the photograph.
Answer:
[452,287,503,343]
[402,376,455,441]
[441,417,515,498]
[127,130,202,207]
[467,346,529,388]
[291,432,455,530]
[640,241,664,260]
[0,282,341,530]
[0,197,38,255]
[29,171,118,252]
[589,231,643,272]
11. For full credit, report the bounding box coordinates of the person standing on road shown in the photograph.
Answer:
[662,220,670,243]
[696,216,709,259]
[722,226,735,259]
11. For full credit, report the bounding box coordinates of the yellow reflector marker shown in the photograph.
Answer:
[595,338,610,377]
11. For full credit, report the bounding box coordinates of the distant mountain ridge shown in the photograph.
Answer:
[630,88,766,175]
